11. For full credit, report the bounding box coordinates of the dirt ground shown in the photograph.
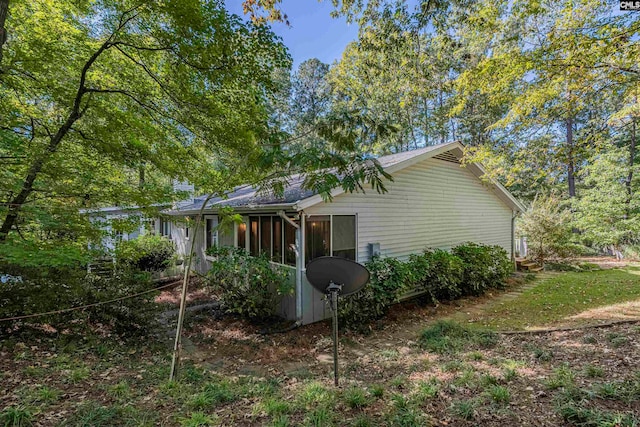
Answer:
[2,266,640,426]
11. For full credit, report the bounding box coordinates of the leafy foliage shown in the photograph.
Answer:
[0,265,159,337]
[0,0,290,266]
[115,234,175,272]
[411,249,464,302]
[205,246,292,320]
[518,195,579,265]
[339,243,511,329]
[452,242,512,296]
[338,255,412,330]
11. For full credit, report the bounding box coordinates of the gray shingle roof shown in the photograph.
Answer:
[171,143,452,214]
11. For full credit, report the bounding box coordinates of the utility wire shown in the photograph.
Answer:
[0,280,181,323]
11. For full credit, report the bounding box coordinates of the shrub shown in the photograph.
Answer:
[410,249,464,302]
[205,246,292,320]
[0,265,159,337]
[518,195,579,265]
[452,242,512,296]
[115,234,175,272]
[337,255,412,330]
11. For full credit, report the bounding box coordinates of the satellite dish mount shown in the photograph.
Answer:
[306,257,370,387]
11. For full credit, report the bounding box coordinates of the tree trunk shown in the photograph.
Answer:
[0,0,9,67]
[0,110,82,241]
[139,164,146,189]
[0,33,116,241]
[626,117,637,218]
[566,117,576,198]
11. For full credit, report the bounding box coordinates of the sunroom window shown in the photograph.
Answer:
[305,215,356,265]
[247,215,298,266]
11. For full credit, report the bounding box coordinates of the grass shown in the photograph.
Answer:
[456,269,640,330]
[450,400,476,420]
[343,387,369,409]
[4,271,640,426]
[0,406,33,427]
[420,320,497,353]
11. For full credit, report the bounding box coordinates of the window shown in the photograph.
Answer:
[272,217,282,262]
[184,216,191,239]
[305,215,356,265]
[249,217,259,256]
[261,217,272,257]
[217,216,234,247]
[237,222,246,249]
[305,216,330,265]
[205,217,218,250]
[284,221,297,266]
[332,216,356,260]
[245,215,298,265]
[159,218,171,237]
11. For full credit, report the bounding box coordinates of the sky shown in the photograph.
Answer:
[225,0,359,69]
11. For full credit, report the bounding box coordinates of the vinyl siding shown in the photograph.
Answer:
[304,157,513,262]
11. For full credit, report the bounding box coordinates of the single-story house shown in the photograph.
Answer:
[84,181,194,251]
[166,141,525,325]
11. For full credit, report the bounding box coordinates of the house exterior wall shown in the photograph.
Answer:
[304,157,514,263]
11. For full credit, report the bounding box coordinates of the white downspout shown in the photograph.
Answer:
[278,210,303,324]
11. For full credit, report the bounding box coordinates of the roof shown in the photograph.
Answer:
[169,142,525,214]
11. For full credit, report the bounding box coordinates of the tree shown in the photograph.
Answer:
[518,195,577,265]
[573,146,640,258]
[457,0,640,200]
[0,1,290,265]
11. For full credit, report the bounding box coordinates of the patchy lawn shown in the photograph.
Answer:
[452,268,640,331]
[2,268,640,426]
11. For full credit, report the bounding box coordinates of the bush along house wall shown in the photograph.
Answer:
[338,242,512,331]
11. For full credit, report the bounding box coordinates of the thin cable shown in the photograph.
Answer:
[0,280,181,323]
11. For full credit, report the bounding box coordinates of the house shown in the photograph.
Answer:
[167,141,525,325]
[84,181,194,252]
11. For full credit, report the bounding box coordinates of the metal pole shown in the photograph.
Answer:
[332,289,339,387]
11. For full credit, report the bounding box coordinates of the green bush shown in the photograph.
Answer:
[452,242,512,296]
[0,265,159,337]
[337,255,412,330]
[115,234,175,272]
[410,249,464,302]
[205,246,292,320]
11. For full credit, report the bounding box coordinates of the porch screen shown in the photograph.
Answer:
[249,217,259,256]
[217,216,234,247]
[272,217,282,262]
[305,216,330,265]
[237,222,246,250]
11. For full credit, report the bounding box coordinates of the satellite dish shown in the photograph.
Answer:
[306,257,370,296]
[306,256,370,386]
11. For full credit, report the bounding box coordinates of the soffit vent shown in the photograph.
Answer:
[433,151,460,164]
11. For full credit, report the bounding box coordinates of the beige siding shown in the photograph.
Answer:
[305,157,513,262]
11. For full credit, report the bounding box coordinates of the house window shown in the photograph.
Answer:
[305,216,330,265]
[159,218,171,237]
[272,217,282,262]
[205,217,218,250]
[332,216,356,260]
[249,217,259,256]
[260,217,272,257]
[218,216,235,247]
[245,215,298,265]
[305,215,356,265]
[284,220,297,266]
[237,222,246,249]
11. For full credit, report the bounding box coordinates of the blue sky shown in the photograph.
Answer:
[226,0,359,68]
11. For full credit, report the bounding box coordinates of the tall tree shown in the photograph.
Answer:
[0,0,290,264]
